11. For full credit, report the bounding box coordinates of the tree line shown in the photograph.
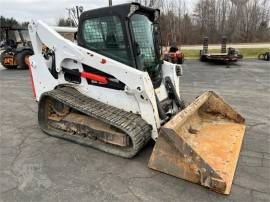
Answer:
[0,16,29,41]
[1,0,269,45]
[135,0,270,45]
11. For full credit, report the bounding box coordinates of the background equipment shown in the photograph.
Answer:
[200,36,243,67]
[0,27,33,69]
[163,45,184,64]
[258,51,270,61]
[163,34,184,64]
[28,3,245,194]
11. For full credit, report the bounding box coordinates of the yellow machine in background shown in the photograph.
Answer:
[0,27,33,69]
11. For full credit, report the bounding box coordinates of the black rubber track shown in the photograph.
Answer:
[38,86,152,158]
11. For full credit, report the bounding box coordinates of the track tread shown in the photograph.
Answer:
[39,86,152,158]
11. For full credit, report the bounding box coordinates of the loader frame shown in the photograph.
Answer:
[28,19,182,140]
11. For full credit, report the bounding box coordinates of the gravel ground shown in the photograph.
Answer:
[0,60,269,202]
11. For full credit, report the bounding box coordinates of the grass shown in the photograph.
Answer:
[182,48,270,59]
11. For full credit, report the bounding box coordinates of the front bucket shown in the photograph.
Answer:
[148,91,245,194]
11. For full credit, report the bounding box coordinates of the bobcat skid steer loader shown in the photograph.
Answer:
[28,3,245,194]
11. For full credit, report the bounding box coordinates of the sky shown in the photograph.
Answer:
[0,0,197,25]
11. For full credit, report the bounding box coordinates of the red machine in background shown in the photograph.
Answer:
[163,46,184,64]
[163,33,184,64]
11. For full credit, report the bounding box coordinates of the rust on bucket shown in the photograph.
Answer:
[149,91,245,194]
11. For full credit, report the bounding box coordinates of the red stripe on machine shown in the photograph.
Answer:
[80,71,108,84]
[28,63,37,98]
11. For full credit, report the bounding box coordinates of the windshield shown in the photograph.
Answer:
[82,16,131,66]
[8,30,21,43]
[131,14,158,70]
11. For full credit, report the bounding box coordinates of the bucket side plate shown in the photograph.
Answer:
[149,91,245,194]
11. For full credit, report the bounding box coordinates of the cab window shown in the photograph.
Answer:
[83,16,131,66]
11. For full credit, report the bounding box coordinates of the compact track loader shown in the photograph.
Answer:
[0,27,33,69]
[28,3,245,194]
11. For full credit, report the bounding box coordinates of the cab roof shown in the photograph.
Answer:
[79,3,159,23]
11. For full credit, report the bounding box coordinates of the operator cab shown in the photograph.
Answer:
[0,27,31,49]
[77,3,162,88]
